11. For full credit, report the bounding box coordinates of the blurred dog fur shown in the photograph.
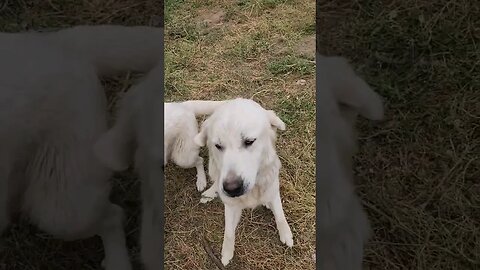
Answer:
[316,53,384,270]
[94,62,226,268]
[0,25,163,270]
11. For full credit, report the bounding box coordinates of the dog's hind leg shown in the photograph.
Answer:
[98,204,132,270]
[200,158,219,203]
[195,156,207,192]
[170,135,207,191]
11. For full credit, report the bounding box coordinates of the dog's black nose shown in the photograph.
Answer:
[223,177,244,197]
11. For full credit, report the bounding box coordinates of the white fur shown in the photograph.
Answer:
[94,60,226,268]
[316,53,384,270]
[0,25,163,270]
[194,98,292,266]
[164,101,227,191]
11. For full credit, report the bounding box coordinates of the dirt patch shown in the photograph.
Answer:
[195,9,226,29]
[294,35,315,59]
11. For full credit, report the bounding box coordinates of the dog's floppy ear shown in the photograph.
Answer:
[93,117,134,171]
[266,110,286,131]
[319,56,384,121]
[194,117,210,147]
[337,74,384,121]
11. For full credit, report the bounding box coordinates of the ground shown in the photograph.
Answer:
[164,0,315,269]
[318,1,480,269]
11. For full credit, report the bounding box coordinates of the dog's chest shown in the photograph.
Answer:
[229,183,271,209]
[238,186,262,208]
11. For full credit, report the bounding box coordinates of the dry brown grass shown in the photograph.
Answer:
[164,0,315,269]
[318,1,480,269]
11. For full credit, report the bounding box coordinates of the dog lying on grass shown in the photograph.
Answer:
[94,63,226,268]
[0,25,162,270]
[316,53,384,270]
[194,98,293,266]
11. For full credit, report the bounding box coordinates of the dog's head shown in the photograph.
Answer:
[194,98,285,198]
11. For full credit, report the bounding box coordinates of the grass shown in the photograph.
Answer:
[268,56,315,76]
[318,0,480,269]
[164,0,315,269]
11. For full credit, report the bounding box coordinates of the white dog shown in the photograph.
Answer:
[0,25,162,270]
[164,100,228,191]
[94,61,226,268]
[194,98,293,266]
[316,53,384,270]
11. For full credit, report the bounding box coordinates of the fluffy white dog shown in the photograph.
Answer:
[94,62,226,268]
[164,100,227,191]
[194,98,293,266]
[316,53,384,270]
[0,25,162,270]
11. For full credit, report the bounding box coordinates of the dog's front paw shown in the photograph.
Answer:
[200,188,217,203]
[221,247,234,266]
[200,195,215,204]
[279,226,294,247]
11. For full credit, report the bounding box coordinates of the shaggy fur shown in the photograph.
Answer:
[0,25,162,270]
[316,53,384,270]
[194,98,292,266]
[94,62,226,268]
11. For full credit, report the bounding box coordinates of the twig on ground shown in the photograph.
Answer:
[201,235,226,270]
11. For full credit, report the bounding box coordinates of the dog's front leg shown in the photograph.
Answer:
[221,204,242,266]
[268,192,293,247]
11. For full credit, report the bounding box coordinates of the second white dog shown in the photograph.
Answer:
[194,98,293,266]
[164,100,227,191]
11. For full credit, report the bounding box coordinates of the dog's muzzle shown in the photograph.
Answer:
[222,171,245,197]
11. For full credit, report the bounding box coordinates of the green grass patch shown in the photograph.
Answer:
[275,94,315,127]
[237,0,290,9]
[268,56,315,75]
[227,34,271,59]
[165,0,186,23]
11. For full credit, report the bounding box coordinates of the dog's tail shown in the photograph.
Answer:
[48,25,163,76]
[180,100,227,116]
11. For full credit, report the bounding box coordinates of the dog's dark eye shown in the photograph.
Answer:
[244,138,256,147]
[215,144,223,151]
